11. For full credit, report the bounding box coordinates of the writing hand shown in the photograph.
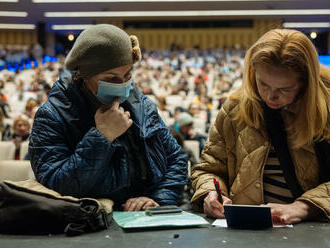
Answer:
[203,191,232,218]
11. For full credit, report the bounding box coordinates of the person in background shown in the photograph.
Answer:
[191,29,330,224]
[171,106,186,131]
[12,114,30,159]
[156,96,173,126]
[24,98,38,119]
[29,24,188,211]
[175,112,207,155]
[170,128,197,166]
[0,108,11,141]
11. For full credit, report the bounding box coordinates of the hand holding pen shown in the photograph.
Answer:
[203,178,233,219]
[213,178,223,204]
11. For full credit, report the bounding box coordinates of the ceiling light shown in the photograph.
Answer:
[310,32,317,39]
[0,24,35,29]
[45,9,330,18]
[67,33,75,41]
[52,24,94,30]
[0,11,27,17]
[0,0,19,2]
[283,22,330,28]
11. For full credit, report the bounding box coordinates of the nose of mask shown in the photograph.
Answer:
[96,79,132,105]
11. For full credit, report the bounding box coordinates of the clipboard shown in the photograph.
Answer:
[224,204,273,229]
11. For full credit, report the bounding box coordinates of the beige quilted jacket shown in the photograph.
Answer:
[191,99,330,220]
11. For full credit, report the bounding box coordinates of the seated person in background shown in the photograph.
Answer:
[0,108,11,141]
[156,96,173,126]
[0,99,10,119]
[12,114,30,160]
[188,103,207,122]
[191,29,330,224]
[0,79,9,104]
[29,24,188,211]
[24,98,38,119]
[171,106,186,131]
[175,112,207,155]
[170,128,197,166]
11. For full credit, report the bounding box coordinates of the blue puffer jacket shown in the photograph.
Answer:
[29,70,188,205]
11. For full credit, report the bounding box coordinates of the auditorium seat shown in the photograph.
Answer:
[19,140,29,160]
[193,118,206,135]
[184,140,200,163]
[0,141,16,160]
[0,160,35,182]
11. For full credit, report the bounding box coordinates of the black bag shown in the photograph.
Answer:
[0,181,111,236]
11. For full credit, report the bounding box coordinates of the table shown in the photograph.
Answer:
[1,216,329,248]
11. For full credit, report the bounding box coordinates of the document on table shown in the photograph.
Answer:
[113,211,209,229]
[212,219,293,228]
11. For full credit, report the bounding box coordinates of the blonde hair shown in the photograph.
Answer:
[13,114,31,132]
[231,29,330,148]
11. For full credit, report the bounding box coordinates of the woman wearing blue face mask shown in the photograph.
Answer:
[29,24,188,211]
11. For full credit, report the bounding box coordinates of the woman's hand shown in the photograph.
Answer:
[122,197,159,211]
[203,191,232,218]
[95,97,133,142]
[266,200,321,225]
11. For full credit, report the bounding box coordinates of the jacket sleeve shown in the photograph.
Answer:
[149,118,188,205]
[29,103,127,198]
[298,182,330,221]
[191,106,231,211]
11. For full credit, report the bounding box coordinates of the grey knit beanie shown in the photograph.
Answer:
[65,24,136,78]
[177,112,194,128]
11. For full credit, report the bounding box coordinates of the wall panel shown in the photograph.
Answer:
[125,19,282,50]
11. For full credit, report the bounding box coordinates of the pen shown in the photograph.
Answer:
[213,178,223,204]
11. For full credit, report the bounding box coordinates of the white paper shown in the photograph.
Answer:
[212,219,293,228]
[273,224,293,228]
[212,219,228,227]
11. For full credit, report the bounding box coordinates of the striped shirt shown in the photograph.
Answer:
[263,146,295,204]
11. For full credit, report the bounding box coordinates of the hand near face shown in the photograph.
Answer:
[266,200,322,225]
[187,128,196,139]
[203,191,232,218]
[122,197,159,211]
[95,97,133,142]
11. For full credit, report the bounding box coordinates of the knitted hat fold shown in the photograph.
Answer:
[65,24,134,78]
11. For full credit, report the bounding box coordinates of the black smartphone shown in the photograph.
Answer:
[145,205,182,216]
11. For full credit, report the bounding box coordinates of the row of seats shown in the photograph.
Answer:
[184,140,200,163]
[0,140,199,162]
[0,141,199,184]
[0,141,29,160]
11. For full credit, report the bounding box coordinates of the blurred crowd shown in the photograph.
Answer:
[0,47,245,162]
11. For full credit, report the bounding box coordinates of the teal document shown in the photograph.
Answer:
[113,211,209,229]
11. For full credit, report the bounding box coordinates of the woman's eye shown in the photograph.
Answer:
[280,89,291,93]
[260,82,268,88]
[125,74,132,81]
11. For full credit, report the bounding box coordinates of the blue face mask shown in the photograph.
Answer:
[96,78,133,105]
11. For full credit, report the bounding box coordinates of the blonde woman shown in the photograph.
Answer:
[12,114,30,159]
[191,29,330,224]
